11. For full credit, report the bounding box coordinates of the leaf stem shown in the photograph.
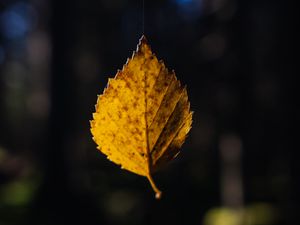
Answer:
[147,174,162,199]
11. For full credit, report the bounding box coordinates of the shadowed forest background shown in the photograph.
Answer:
[0,0,297,225]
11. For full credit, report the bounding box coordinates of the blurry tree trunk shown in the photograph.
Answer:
[219,134,244,209]
[30,0,104,224]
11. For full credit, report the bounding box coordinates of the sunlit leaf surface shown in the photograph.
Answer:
[90,36,192,199]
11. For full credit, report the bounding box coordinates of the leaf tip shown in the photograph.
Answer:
[137,35,150,54]
[139,35,148,44]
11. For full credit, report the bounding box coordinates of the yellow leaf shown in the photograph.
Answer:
[90,36,193,199]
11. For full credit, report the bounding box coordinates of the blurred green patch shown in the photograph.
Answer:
[0,147,41,224]
[0,179,38,206]
[203,203,276,225]
[204,208,243,225]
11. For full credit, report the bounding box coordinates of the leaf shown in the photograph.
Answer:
[90,36,193,199]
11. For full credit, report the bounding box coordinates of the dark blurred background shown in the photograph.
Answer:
[0,0,296,225]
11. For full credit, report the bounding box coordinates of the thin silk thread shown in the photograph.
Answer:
[142,0,145,34]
